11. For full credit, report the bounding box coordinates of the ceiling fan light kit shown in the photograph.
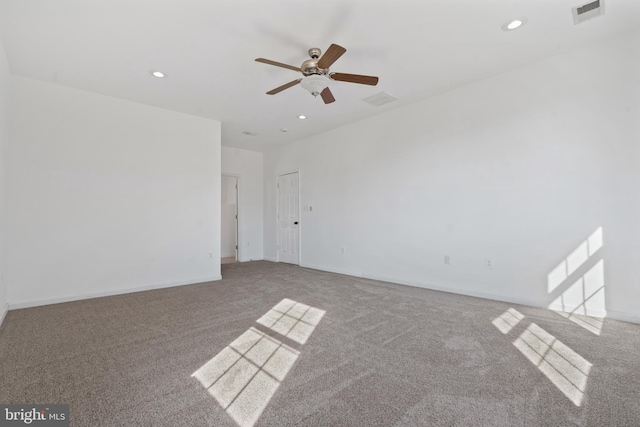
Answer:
[256,43,379,104]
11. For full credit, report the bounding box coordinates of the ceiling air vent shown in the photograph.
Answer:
[572,0,604,25]
[363,92,397,107]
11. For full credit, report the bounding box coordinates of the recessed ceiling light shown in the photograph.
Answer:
[508,20,522,29]
[298,115,306,120]
[502,17,527,31]
[150,70,165,78]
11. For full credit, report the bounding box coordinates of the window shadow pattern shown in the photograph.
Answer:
[547,227,605,335]
[492,309,592,406]
[192,299,325,427]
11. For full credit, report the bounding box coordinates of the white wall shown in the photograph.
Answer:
[221,147,263,262]
[0,35,10,322]
[8,76,221,307]
[264,30,640,323]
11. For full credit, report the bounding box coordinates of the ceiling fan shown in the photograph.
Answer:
[255,43,379,104]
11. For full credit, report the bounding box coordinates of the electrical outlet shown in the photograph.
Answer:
[485,258,494,269]
[444,255,451,265]
[209,253,213,258]
[340,247,346,255]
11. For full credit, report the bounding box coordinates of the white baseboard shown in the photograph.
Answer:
[546,302,608,319]
[8,275,222,310]
[599,309,640,325]
[0,303,8,328]
[6,262,640,326]
[221,253,236,258]
[236,257,263,262]
[364,272,545,308]
[299,263,640,325]
[300,262,540,306]
[300,262,361,278]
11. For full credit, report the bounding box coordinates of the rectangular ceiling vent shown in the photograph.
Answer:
[572,0,604,25]
[363,92,397,107]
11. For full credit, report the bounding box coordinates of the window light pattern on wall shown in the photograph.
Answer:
[547,227,605,335]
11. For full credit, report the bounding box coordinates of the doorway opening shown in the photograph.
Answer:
[221,175,239,264]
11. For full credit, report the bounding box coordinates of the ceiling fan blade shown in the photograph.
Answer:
[320,87,335,104]
[266,79,302,95]
[317,44,346,69]
[255,58,301,72]
[330,72,379,86]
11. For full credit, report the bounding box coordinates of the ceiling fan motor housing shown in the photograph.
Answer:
[301,59,329,77]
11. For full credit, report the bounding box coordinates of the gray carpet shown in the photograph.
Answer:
[1,261,639,426]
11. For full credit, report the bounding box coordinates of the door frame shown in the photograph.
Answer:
[276,169,301,265]
[222,173,242,262]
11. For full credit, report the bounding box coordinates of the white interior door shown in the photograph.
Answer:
[278,172,299,264]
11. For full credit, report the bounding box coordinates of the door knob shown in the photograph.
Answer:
[294,221,299,225]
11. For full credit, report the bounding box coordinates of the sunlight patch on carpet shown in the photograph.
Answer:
[554,311,603,336]
[492,308,524,334]
[513,323,592,406]
[256,298,325,344]
[193,299,324,427]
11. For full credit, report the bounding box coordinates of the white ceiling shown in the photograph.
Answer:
[0,0,638,152]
